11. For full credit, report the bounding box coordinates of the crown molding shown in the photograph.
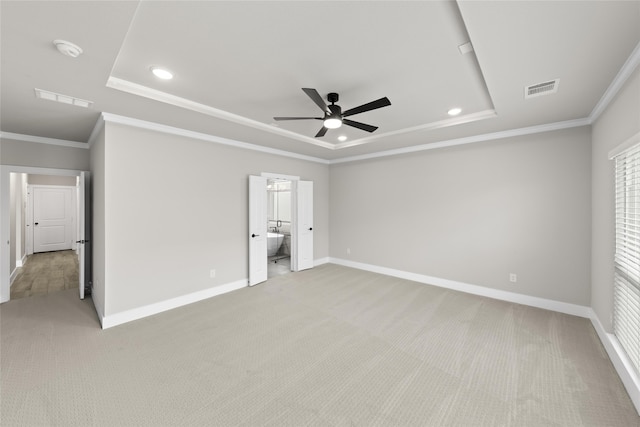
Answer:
[0,131,89,149]
[106,76,336,150]
[334,109,497,150]
[330,117,591,164]
[590,40,640,123]
[1,115,592,166]
[101,112,330,165]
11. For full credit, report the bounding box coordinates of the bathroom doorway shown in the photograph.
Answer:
[248,173,313,286]
[267,178,291,278]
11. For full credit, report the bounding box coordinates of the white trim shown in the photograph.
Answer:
[91,282,105,327]
[1,165,83,176]
[314,257,330,266]
[16,253,27,268]
[101,112,330,165]
[0,115,596,167]
[261,172,300,181]
[333,109,497,150]
[330,117,591,165]
[609,130,640,160]
[100,279,247,329]
[10,267,18,286]
[0,131,89,149]
[589,309,640,415]
[106,77,336,150]
[329,258,591,318]
[590,40,640,123]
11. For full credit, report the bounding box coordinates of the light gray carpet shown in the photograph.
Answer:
[1,264,638,426]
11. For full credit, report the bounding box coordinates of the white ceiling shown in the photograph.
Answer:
[1,1,639,161]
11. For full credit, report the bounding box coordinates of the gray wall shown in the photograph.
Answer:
[592,66,640,332]
[89,128,106,319]
[100,122,330,316]
[0,138,89,170]
[28,174,77,186]
[330,127,592,306]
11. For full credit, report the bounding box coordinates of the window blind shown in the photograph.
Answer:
[613,142,640,377]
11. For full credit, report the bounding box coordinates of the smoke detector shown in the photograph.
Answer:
[53,40,83,58]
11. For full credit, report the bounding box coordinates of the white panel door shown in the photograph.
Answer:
[33,186,73,253]
[296,180,314,271]
[249,175,267,286]
[78,172,91,299]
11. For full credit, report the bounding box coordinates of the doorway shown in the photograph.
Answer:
[248,173,314,286]
[267,178,291,278]
[11,176,78,299]
[0,166,91,303]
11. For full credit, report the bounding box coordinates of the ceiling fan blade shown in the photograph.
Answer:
[342,97,391,117]
[302,88,331,114]
[315,126,329,137]
[343,119,378,133]
[273,117,322,121]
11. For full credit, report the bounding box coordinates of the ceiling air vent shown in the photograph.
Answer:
[524,79,559,99]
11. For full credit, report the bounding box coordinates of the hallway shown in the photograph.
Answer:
[10,250,78,299]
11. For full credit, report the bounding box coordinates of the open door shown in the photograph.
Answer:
[249,175,267,286]
[294,180,314,271]
[78,171,91,299]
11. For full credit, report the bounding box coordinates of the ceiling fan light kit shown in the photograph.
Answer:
[274,88,391,138]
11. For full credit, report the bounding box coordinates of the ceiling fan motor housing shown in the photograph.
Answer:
[327,92,339,104]
[327,104,342,117]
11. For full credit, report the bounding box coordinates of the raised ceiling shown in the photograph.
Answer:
[1,1,639,161]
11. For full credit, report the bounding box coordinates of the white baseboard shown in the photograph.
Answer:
[589,310,640,415]
[9,267,18,286]
[16,253,26,268]
[91,286,105,328]
[314,257,330,266]
[329,258,591,318]
[101,279,247,329]
[329,257,639,415]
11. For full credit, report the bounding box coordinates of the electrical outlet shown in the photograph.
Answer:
[509,273,517,283]
[210,269,216,279]
[347,248,351,255]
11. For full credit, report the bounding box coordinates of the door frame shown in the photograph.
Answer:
[248,172,312,286]
[0,165,86,303]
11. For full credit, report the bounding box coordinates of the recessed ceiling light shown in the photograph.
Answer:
[151,67,173,80]
[448,107,462,116]
[338,135,347,142]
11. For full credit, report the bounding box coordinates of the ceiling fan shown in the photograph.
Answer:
[274,88,391,138]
